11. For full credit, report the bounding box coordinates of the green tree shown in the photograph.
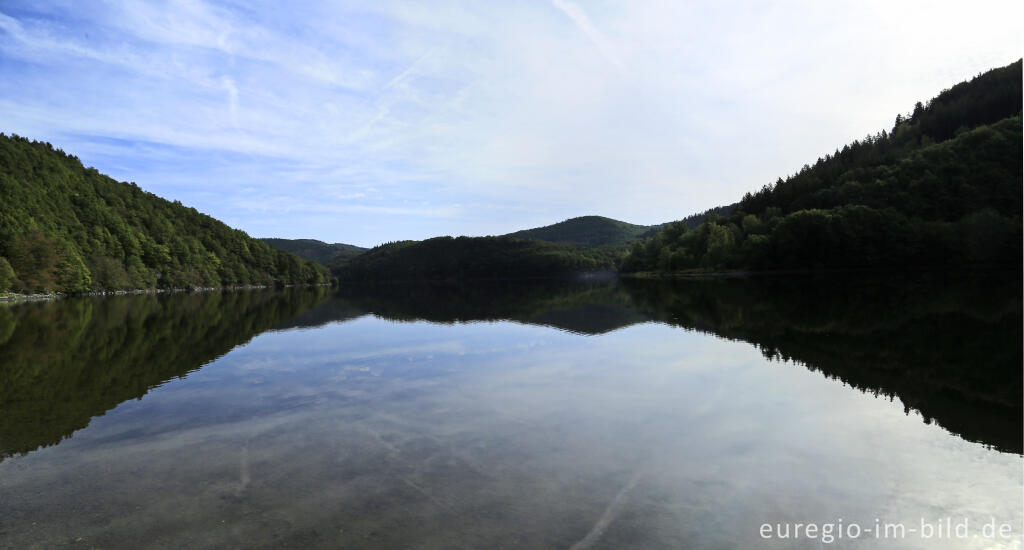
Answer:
[703,224,736,268]
[620,60,1022,274]
[0,133,332,292]
[0,257,14,292]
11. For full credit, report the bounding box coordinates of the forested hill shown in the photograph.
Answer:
[673,204,736,230]
[0,134,330,293]
[332,236,619,282]
[505,216,658,248]
[622,59,1022,273]
[261,238,366,265]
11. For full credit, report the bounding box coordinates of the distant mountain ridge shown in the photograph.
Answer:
[331,236,620,282]
[505,215,659,248]
[261,238,366,265]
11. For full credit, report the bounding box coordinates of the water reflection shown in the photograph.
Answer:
[1,275,1019,462]
[324,274,1022,453]
[0,275,1020,549]
[621,273,1023,454]
[333,280,652,335]
[0,288,331,460]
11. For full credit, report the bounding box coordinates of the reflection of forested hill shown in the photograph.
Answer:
[622,273,1023,453]
[333,275,1021,452]
[270,294,368,331]
[2,275,1017,462]
[334,281,655,335]
[0,288,331,460]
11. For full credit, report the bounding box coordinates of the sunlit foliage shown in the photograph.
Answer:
[0,135,331,292]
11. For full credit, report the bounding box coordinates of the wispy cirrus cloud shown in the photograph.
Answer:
[550,0,623,70]
[1,0,1021,246]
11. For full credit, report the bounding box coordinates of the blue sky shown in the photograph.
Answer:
[1,1,1020,247]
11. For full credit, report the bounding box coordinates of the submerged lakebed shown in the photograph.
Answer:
[0,274,1020,549]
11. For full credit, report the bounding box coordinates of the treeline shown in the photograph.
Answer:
[673,203,736,230]
[0,134,331,293]
[623,60,1022,273]
[332,236,619,282]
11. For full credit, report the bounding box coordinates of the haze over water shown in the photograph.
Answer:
[0,274,1020,549]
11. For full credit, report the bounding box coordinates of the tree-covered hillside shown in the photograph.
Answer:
[672,204,737,230]
[332,236,618,282]
[506,216,657,248]
[0,134,330,293]
[261,238,366,265]
[622,60,1022,273]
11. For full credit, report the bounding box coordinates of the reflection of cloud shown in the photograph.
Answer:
[5,314,1018,547]
[245,339,470,368]
[1,1,1021,244]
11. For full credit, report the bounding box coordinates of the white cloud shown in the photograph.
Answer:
[0,0,1021,245]
[550,0,624,70]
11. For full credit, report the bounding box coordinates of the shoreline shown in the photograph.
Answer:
[619,263,1020,280]
[0,283,333,304]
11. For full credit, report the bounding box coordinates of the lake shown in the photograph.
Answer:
[0,274,1020,549]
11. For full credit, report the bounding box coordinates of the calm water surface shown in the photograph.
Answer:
[0,275,1020,549]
